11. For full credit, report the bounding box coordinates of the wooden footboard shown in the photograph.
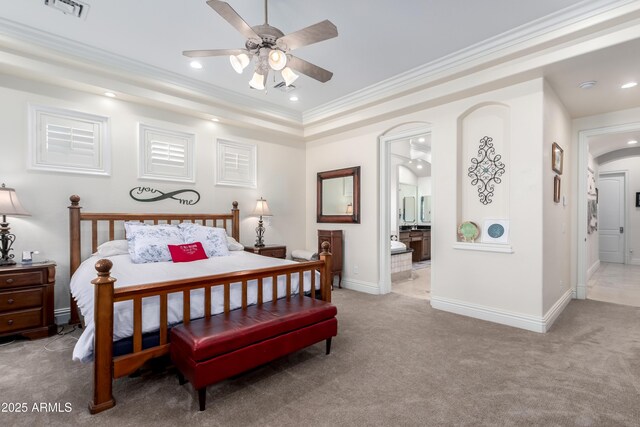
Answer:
[67,195,332,414]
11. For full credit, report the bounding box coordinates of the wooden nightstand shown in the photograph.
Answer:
[244,245,286,259]
[0,262,57,339]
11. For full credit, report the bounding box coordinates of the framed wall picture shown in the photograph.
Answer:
[554,175,561,203]
[481,219,510,244]
[552,142,564,174]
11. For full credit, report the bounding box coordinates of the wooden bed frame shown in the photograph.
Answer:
[68,195,333,414]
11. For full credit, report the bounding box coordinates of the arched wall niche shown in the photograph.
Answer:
[456,102,511,237]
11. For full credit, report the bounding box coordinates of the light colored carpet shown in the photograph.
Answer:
[1,290,639,426]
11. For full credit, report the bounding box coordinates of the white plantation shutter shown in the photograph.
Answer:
[139,124,195,182]
[216,139,257,188]
[29,105,110,175]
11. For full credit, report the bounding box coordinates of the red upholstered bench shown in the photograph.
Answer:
[170,296,338,411]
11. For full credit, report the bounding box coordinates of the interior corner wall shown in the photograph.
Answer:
[542,82,572,314]
[306,78,549,325]
[0,76,307,316]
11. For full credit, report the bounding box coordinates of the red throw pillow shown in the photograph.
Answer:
[168,242,208,263]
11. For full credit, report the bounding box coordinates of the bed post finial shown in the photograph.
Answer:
[89,258,116,414]
[68,195,82,325]
[231,201,240,241]
[319,242,332,302]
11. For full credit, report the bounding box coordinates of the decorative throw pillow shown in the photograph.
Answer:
[226,235,244,251]
[178,223,230,257]
[168,242,208,263]
[125,222,184,264]
[95,240,129,257]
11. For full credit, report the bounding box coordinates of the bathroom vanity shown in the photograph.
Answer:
[399,226,431,262]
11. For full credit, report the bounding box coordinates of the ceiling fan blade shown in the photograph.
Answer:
[277,20,338,51]
[207,0,261,42]
[287,55,333,83]
[183,49,248,58]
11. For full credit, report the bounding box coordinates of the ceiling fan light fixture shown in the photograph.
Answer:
[249,71,267,90]
[281,67,299,86]
[230,53,250,74]
[268,49,287,71]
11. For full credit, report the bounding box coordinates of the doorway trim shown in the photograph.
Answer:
[378,123,432,294]
[577,122,640,299]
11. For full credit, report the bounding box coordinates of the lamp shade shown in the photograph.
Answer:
[251,197,272,216]
[249,71,266,90]
[346,203,353,214]
[281,67,299,86]
[0,184,30,216]
[230,53,250,74]
[268,49,287,71]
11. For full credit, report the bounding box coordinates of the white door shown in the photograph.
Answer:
[599,173,625,263]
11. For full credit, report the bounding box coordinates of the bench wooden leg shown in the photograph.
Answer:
[326,337,332,355]
[198,388,206,411]
[177,371,187,386]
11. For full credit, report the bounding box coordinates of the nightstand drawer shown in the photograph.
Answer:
[0,288,43,312]
[260,248,286,258]
[0,271,42,289]
[0,308,42,334]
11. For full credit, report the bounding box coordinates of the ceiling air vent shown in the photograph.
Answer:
[44,0,89,19]
[273,82,296,93]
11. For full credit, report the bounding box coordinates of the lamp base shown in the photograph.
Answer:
[0,257,16,266]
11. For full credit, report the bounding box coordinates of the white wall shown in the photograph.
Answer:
[307,79,562,330]
[599,155,640,265]
[542,82,572,314]
[0,76,306,317]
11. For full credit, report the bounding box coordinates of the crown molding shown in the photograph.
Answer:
[302,0,640,125]
[0,16,302,124]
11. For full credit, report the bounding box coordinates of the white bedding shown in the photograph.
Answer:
[70,251,319,362]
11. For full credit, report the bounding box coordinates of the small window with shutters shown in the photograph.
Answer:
[215,139,257,188]
[138,124,195,183]
[28,104,110,175]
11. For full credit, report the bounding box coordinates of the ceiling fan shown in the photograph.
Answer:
[183,0,338,90]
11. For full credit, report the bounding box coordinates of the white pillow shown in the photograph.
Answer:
[178,223,230,257]
[95,240,129,257]
[125,222,183,264]
[226,235,244,251]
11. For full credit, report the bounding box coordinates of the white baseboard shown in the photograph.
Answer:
[54,307,70,325]
[542,289,573,332]
[628,258,640,266]
[431,291,571,333]
[341,278,380,295]
[587,260,601,279]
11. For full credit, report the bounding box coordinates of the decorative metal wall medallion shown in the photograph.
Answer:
[468,136,506,205]
[129,187,200,205]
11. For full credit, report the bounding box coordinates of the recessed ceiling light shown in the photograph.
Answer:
[416,164,423,169]
[418,137,425,143]
[408,160,412,164]
[211,118,220,122]
[579,81,597,89]
[289,95,299,102]
[628,139,638,145]
[190,61,203,69]
[104,92,116,98]
[621,81,638,89]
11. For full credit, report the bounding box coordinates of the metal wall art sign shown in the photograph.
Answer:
[129,187,200,205]
[468,136,506,205]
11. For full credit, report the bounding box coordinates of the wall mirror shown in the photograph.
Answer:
[421,195,432,223]
[317,166,360,223]
[398,183,417,223]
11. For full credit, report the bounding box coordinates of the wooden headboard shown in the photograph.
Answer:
[67,195,240,324]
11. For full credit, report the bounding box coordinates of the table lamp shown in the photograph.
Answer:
[0,184,31,266]
[251,197,272,247]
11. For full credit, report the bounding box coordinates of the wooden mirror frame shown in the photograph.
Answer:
[317,166,361,223]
